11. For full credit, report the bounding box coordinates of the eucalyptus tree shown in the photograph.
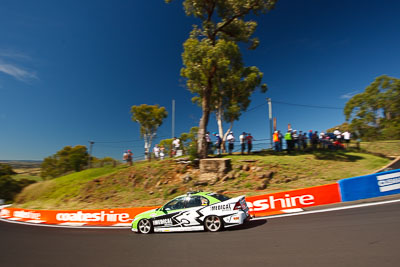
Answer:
[344,75,400,140]
[166,0,277,157]
[131,104,168,159]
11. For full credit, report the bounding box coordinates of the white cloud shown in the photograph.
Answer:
[0,60,37,82]
[0,49,37,82]
[340,90,360,99]
[0,50,32,61]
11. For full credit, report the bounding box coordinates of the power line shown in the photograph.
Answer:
[95,139,143,144]
[95,135,168,144]
[245,102,268,112]
[272,100,343,110]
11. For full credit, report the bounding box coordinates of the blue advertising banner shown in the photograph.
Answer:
[339,169,400,202]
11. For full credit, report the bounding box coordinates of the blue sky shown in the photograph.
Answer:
[1,0,399,160]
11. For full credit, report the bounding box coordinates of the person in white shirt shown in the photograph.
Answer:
[172,137,180,156]
[333,128,342,140]
[342,131,351,148]
[226,131,235,155]
[239,132,246,155]
[153,144,160,160]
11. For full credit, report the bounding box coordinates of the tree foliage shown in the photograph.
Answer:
[344,75,400,140]
[40,145,89,179]
[166,0,277,158]
[179,126,198,158]
[131,104,168,159]
[158,127,198,158]
[0,163,35,202]
[0,163,17,176]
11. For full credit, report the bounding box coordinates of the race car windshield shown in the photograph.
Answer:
[208,193,230,202]
[163,197,186,211]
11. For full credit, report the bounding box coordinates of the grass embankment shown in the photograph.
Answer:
[360,140,400,157]
[14,142,396,210]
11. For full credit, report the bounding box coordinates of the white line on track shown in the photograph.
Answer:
[1,198,400,229]
[253,198,400,221]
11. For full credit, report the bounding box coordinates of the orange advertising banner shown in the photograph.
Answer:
[0,206,158,226]
[245,183,341,217]
[0,184,341,226]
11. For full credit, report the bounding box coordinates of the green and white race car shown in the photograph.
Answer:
[131,191,250,234]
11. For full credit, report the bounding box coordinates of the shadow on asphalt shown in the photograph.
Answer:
[225,219,267,232]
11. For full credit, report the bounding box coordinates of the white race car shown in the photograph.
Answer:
[131,191,250,234]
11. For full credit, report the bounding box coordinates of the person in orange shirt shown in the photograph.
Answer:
[273,131,281,152]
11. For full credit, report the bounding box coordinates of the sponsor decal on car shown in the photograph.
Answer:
[153,218,173,226]
[210,204,231,211]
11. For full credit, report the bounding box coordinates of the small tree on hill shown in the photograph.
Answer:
[40,145,89,179]
[131,104,168,160]
[344,75,400,140]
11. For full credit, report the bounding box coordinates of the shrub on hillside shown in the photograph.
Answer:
[0,163,36,203]
[41,145,89,179]
[0,163,17,176]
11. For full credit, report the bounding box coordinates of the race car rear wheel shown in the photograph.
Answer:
[204,215,223,232]
[138,219,153,234]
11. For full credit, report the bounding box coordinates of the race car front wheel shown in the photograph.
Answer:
[204,215,223,232]
[138,219,153,234]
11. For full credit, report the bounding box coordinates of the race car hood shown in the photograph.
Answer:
[133,208,160,221]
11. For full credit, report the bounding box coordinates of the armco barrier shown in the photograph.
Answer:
[246,183,341,217]
[339,169,400,202]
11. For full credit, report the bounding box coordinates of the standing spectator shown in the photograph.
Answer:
[226,131,235,155]
[205,131,212,155]
[123,151,128,163]
[333,128,342,141]
[159,145,165,160]
[278,130,284,151]
[126,150,133,166]
[213,133,222,155]
[284,130,293,153]
[319,132,326,149]
[302,132,308,149]
[308,130,313,146]
[239,132,247,155]
[246,133,254,154]
[311,131,319,150]
[273,131,281,152]
[172,137,180,156]
[153,144,160,160]
[343,131,351,148]
[298,131,304,150]
[292,130,299,150]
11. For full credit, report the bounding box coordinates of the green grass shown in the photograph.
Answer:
[360,140,400,157]
[15,166,121,209]
[13,141,399,210]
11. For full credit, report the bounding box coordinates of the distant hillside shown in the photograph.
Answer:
[0,160,42,169]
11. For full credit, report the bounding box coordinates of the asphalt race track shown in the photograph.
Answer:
[1,202,399,267]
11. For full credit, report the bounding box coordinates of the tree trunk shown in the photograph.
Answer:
[198,109,210,158]
[216,107,226,153]
[198,86,212,158]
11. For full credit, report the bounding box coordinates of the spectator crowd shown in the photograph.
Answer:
[274,127,351,153]
[122,127,352,164]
